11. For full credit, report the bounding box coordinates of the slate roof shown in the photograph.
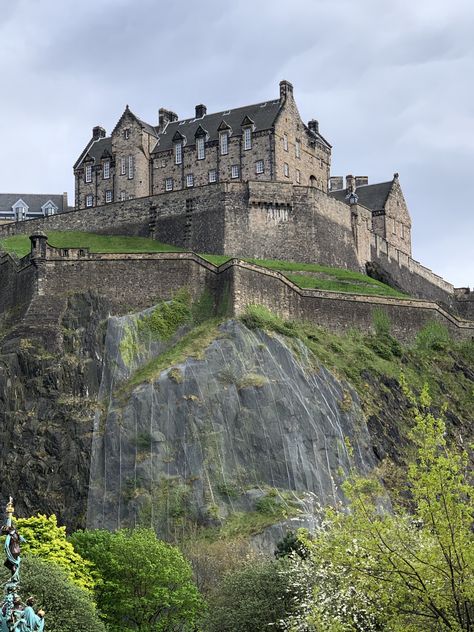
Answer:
[151,99,282,153]
[74,137,112,169]
[0,193,67,213]
[329,181,393,212]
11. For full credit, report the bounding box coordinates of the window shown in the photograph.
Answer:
[284,163,289,177]
[124,129,130,139]
[120,157,126,175]
[86,194,93,207]
[85,164,92,183]
[296,169,301,184]
[243,127,252,150]
[401,223,405,239]
[197,137,205,160]
[220,132,229,155]
[256,160,264,174]
[295,140,301,158]
[165,177,173,191]
[128,155,134,179]
[392,218,396,234]
[120,191,126,201]
[161,159,166,168]
[231,164,240,179]
[208,169,217,183]
[103,160,110,179]
[186,173,194,188]
[105,190,112,203]
[283,133,288,151]
[128,194,133,200]
[175,142,183,165]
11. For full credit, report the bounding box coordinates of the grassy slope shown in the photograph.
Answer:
[0,231,406,298]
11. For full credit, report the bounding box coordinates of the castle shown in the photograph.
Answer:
[0,80,473,335]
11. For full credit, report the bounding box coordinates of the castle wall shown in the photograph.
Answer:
[0,253,37,316]
[370,234,455,308]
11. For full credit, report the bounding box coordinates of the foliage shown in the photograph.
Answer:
[415,321,450,352]
[274,530,309,560]
[1,556,106,632]
[204,559,298,632]
[70,528,204,631]
[12,514,96,592]
[280,385,474,631]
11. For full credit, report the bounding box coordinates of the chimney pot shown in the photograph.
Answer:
[329,176,344,191]
[195,104,207,118]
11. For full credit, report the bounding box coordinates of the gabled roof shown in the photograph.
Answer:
[0,193,67,216]
[329,181,393,212]
[74,137,112,169]
[152,100,283,153]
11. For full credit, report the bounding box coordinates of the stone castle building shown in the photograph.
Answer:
[73,80,412,260]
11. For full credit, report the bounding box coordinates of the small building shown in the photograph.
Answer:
[0,193,69,224]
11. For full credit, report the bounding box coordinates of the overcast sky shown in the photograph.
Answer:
[0,0,472,285]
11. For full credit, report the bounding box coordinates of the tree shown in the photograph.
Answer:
[7,556,106,632]
[14,514,96,592]
[281,383,474,631]
[204,559,299,632]
[70,528,204,631]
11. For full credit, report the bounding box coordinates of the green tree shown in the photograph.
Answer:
[8,556,106,632]
[13,514,95,592]
[282,383,473,631]
[205,559,298,632]
[70,528,204,631]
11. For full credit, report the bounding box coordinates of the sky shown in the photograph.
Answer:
[0,0,473,286]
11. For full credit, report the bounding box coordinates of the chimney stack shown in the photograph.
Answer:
[329,176,344,191]
[92,126,106,140]
[158,108,179,130]
[195,104,207,118]
[62,192,68,211]
[308,119,319,134]
[355,176,368,187]
[279,79,294,101]
[346,174,356,193]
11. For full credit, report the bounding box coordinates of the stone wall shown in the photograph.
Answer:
[0,252,37,316]
[1,241,472,344]
[370,234,455,308]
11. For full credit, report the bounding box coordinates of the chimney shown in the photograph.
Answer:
[308,119,319,134]
[62,192,68,211]
[346,174,356,193]
[195,104,207,118]
[158,108,179,130]
[329,176,344,191]
[355,176,368,187]
[279,79,294,101]
[92,126,106,140]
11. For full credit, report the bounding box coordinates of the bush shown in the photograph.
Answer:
[415,321,450,351]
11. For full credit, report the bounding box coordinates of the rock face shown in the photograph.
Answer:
[0,293,109,529]
[87,315,376,537]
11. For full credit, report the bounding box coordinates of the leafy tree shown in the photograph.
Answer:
[205,559,299,632]
[13,514,96,592]
[6,556,106,632]
[70,527,204,631]
[274,530,309,560]
[281,383,474,631]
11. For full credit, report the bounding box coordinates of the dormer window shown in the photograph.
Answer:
[197,137,205,160]
[85,164,92,183]
[41,200,58,217]
[243,127,252,150]
[220,132,229,156]
[12,199,28,221]
[103,160,110,179]
[175,142,183,165]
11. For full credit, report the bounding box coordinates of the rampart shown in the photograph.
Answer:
[0,183,467,312]
[2,237,473,344]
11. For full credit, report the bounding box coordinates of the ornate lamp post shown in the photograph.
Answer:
[0,498,45,631]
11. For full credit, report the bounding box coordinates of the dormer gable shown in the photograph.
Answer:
[12,198,29,220]
[241,115,254,129]
[41,200,58,216]
[172,130,186,143]
[194,125,208,139]
[217,120,232,133]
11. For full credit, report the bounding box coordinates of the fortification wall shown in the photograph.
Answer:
[0,253,37,316]
[370,234,455,308]
[229,261,474,342]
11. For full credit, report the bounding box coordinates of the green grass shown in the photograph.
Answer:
[0,231,183,258]
[0,230,405,298]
